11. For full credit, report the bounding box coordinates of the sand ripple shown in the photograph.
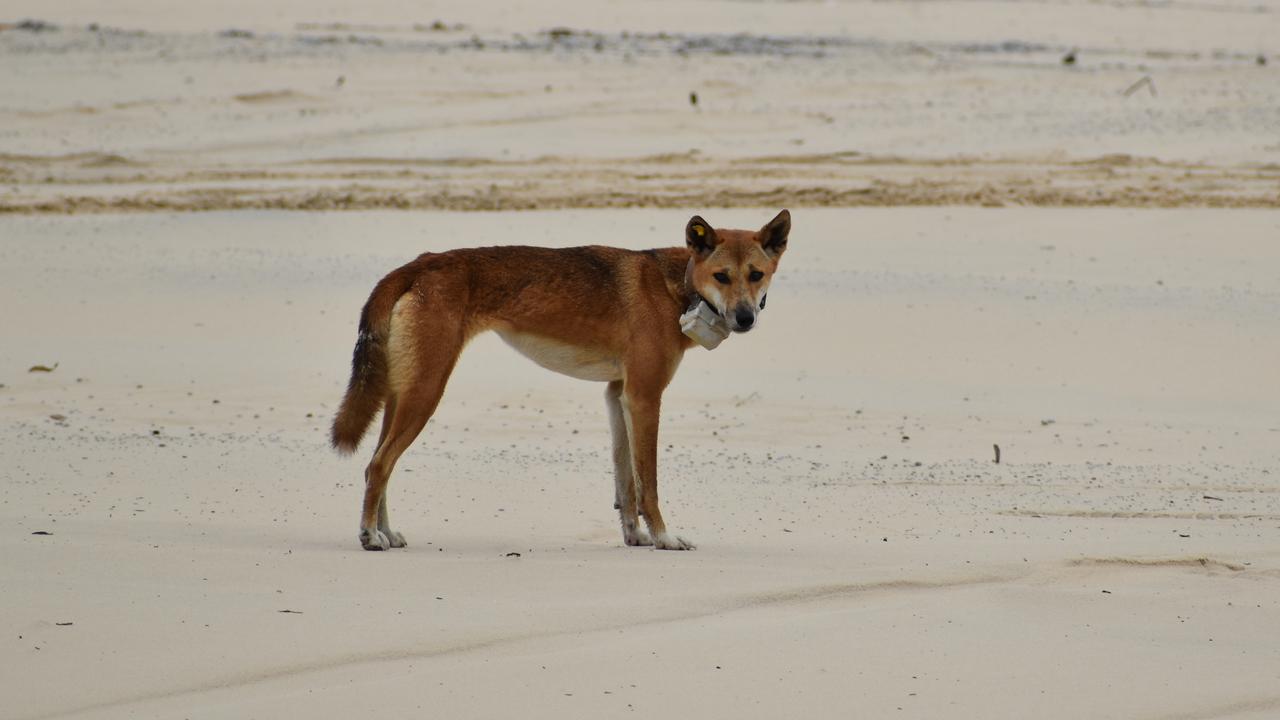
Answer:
[3,152,1277,214]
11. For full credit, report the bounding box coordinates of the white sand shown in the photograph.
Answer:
[2,0,1277,210]
[4,208,1279,719]
[3,1,1280,718]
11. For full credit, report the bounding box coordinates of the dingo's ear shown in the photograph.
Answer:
[686,215,720,256]
[759,209,790,259]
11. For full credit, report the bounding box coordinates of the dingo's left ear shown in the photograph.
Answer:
[686,215,720,256]
[759,209,790,259]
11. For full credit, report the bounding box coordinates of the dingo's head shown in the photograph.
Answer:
[685,209,789,333]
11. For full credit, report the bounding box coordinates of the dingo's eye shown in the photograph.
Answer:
[713,272,731,284]
[748,270,764,282]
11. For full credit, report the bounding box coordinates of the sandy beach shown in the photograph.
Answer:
[3,2,1280,719]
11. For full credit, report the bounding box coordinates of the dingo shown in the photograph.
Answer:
[332,210,790,551]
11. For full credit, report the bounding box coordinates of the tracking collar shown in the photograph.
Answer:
[680,294,731,350]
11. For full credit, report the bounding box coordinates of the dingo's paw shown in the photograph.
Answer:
[360,528,390,551]
[653,533,695,551]
[384,530,407,548]
[623,527,653,547]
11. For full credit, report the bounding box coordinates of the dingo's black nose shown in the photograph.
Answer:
[735,311,755,329]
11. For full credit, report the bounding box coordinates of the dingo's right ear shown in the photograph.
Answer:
[686,215,720,256]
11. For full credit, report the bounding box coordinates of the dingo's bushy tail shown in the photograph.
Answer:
[331,268,415,454]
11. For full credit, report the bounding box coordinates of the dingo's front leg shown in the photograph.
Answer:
[606,381,650,546]
[620,385,694,551]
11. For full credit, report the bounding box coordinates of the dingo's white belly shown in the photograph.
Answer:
[496,330,622,382]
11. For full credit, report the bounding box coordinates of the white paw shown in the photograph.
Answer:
[384,530,407,548]
[623,527,653,547]
[653,533,695,551]
[360,528,390,551]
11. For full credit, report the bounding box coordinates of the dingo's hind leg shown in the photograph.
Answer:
[606,381,650,547]
[367,397,406,548]
[359,297,463,551]
[361,402,429,551]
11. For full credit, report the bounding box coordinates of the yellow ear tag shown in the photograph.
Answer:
[693,225,706,237]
